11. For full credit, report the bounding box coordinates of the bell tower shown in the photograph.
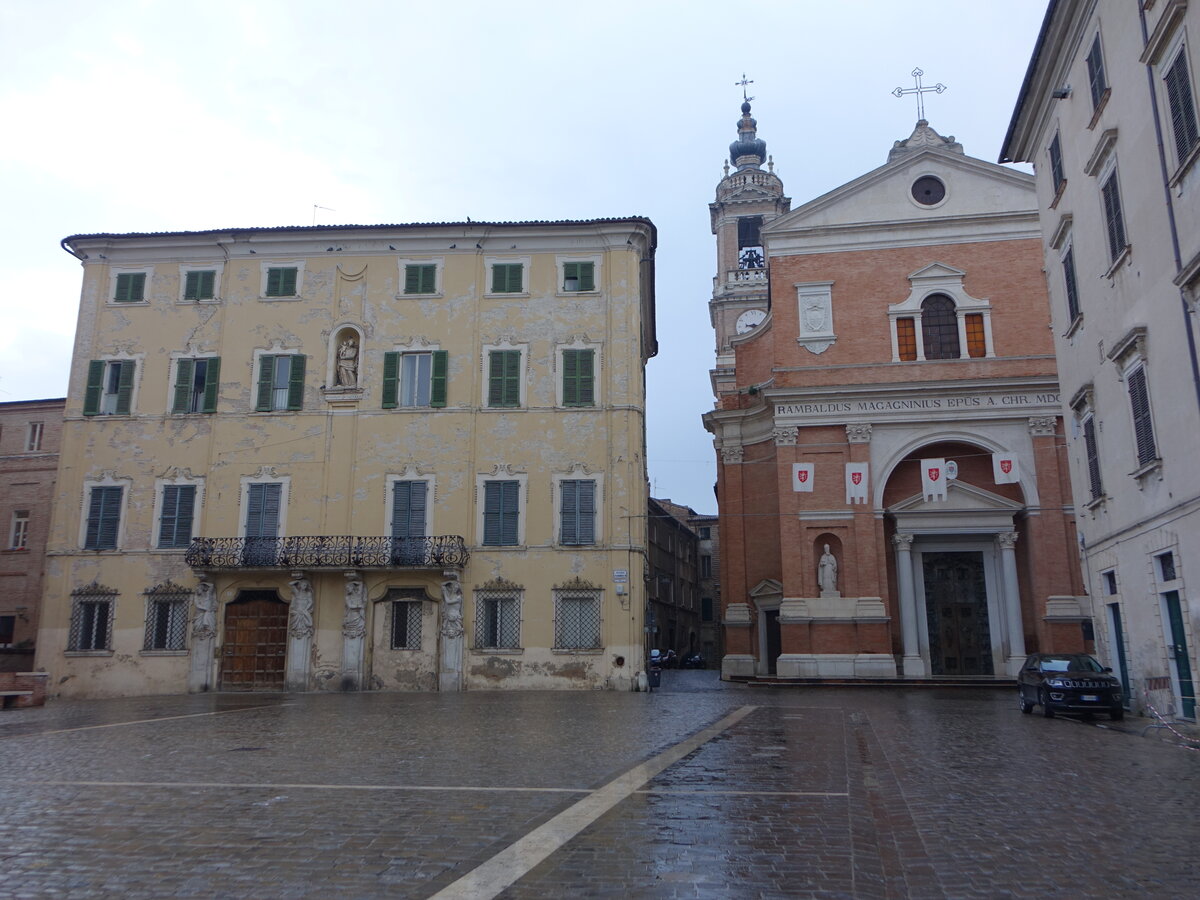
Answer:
[709,95,790,400]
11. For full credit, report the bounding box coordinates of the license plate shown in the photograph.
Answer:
[1082,694,1099,702]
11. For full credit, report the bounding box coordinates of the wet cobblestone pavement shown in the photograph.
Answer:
[1,671,1196,898]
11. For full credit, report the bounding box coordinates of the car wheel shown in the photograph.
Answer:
[1110,708,1124,721]
[1039,688,1055,718]
[1019,690,1034,714]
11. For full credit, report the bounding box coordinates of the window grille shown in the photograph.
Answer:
[390,599,423,650]
[69,582,117,651]
[143,582,191,650]
[554,587,601,650]
[474,583,521,649]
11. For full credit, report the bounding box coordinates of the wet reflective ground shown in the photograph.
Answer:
[1,671,1194,898]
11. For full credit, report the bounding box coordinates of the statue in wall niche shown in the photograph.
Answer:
[336,338,359,388]
[193,582,217,639]
[818,544,839,594]
[440,578,465,640]
[288,577,314,639]
[342,579,366,638]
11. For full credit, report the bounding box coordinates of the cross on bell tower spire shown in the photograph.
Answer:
[735,73,755,103]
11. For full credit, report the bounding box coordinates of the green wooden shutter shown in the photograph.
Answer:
[184,270,215,301]
[492,263,522,293]
[563,349,594,407]
[563,350,578,405]
[86,486,122,550]
[491,265,505,293]
[201,357,220,413]
[419,265,436,293]
[114,273,145,302]
[382,352,400,409]
[564,262,594,292]
[283,268,297,295]
[255,355,275,411]
[286,355,306,410]
[483,481,502,545]
[430,350,448,407]
[488,352,505,406]
[83,360,105,416]
[404,266,421,294]
[560,481,578,543]
[576,480,595,544]
[577,349,594,405]
[246,483,282,539]
[391,481,428,539]
[172,359,195,414]
[483,481,519,545]
[266,267,297,297]
[579,262,594,291]
[501,481,519,545]
[158,485,196,548]
[115,361,135,415]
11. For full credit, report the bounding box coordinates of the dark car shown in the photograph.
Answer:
[681,652,706,669]
[1017,653,1124,720]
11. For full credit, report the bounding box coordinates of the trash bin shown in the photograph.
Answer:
[647,666,662,689]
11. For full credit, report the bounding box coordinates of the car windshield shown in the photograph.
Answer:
[1037,655,1103,673]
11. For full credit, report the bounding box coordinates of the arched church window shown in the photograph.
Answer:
[921,294,960,359]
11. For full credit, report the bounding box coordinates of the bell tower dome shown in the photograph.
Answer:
[708,95,790,400]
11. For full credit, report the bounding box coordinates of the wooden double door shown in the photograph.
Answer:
[923,552,994,677]
[220,591,289,691]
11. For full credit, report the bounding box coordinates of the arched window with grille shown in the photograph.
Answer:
[921,294,960,359]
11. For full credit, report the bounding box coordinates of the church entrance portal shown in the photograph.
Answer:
[764,609,781,675]
[922,552,993,676]
[220,590,289,691]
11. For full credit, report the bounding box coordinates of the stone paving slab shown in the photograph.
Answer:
[1,673,1197,898]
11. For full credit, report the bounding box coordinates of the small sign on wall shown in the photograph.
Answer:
[792,462,814,492]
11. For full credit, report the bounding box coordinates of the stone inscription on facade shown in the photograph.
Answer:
[777,391,1060,419]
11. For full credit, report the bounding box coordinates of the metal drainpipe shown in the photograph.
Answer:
[1138,0,1200,416]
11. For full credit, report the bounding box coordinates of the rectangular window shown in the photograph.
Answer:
[483,480,520,546]
[1087,35,1108,110]
[114,272,146,302]
[475,589,520,649]
[0,615,13,647]
[390,480,428,564]
[738,216,763,249]
[896,317,917,361]
[84,485,122,550]
[265,267,298,297]
[172,357,221,414]
[1158,551,1177,582]
[490,263,523,293]
[1102,571,1118,595]
[562,349,595,407]
[964,313,986,358]
[382,351,448,409]
[1083,415,1103,500]
[183,270,216,301]
[1127,364,1158,467]
[1049,133,1065,193]
[487,350,521,407]
[1165,48,1200,163]
[559,479,596,545]
[83,359,135,416]
[243,482,282,565]
[69,594,113,651]
[158,485,197,549]
[554,589,601,650]
[404,264,437,294]
[1063,246,1081,322]
[9,510,30,550]
[698,526,711,540]
[1101,171,1127,262]
[25,422,43,451]
[255,354,306,411]
[144,594,189,651]
[702,596,714,622]
[701,555,712,578]
[391,600,423,649]
[562,262,595,292]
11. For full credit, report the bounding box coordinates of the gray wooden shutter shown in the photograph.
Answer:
[246,483,282,539]
[286,355,306,410]
[86,486,122,550]
[172,359,194,414]
[256,356,275,411]
[1127,366,1157,466]
[83,360,105,416]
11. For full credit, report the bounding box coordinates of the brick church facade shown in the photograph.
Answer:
[705,103,1087,680]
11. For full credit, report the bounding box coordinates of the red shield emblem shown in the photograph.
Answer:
[1000,460,1012,474]
[851,473,862,485]
[798,471,809,483]
[928,468,941,481]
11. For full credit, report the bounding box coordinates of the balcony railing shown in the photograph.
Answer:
[185,536,469,570]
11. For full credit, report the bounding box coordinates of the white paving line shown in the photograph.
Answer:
[1,703,291,738]
[430,704,759,900]
[636,788,849,797]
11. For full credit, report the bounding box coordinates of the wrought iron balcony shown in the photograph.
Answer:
[185,536,469,570]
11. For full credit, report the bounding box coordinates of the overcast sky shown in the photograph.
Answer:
[0,0,1046,515]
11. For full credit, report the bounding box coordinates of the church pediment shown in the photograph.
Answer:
[891,480,1023,514]
[748,578,783,598]
[890,481,1023,534]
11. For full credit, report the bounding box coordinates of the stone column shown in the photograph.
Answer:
[188,580,218,692]
[286,574,314,692]
[894,534,924,677]
[341,572,366,691]
[998,532,1026,675]
[439,572,465,692]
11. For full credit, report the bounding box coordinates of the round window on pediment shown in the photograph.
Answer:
[911,175,946,205]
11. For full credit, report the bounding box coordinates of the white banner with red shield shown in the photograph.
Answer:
[792,462,814,492]
[921,458,948,501]
[845,463,869,504]
[992,453,1020,484]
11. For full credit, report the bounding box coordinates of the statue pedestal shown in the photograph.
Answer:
[188,633,214,692]
[287,634,312,691]
[819,590,842,599]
